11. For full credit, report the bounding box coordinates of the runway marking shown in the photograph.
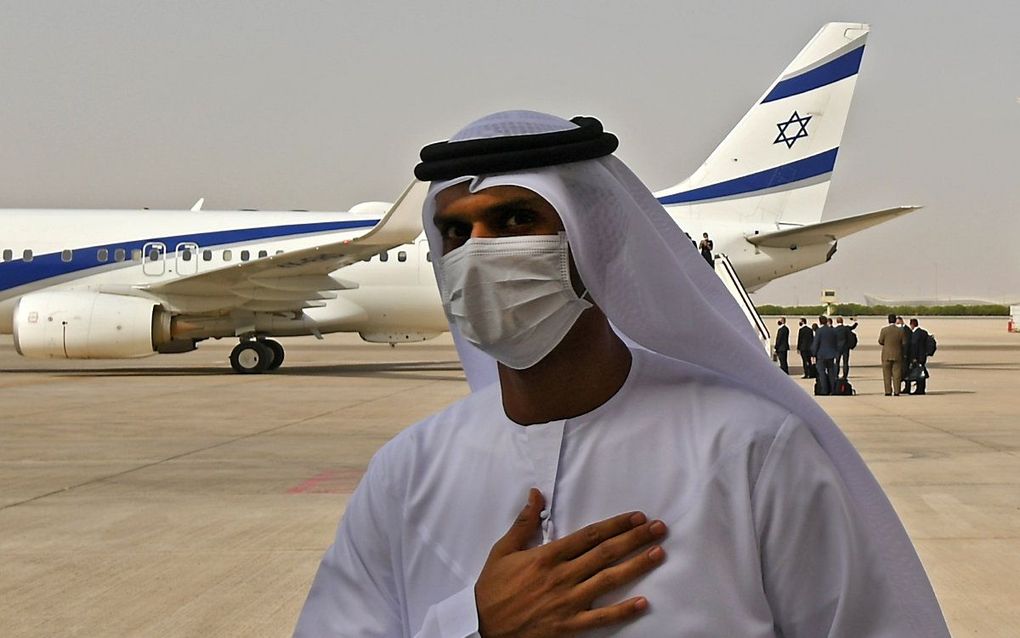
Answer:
[0,380,432,512]
[286,468,364,494]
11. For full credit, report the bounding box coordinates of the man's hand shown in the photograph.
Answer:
[475,488,667,638]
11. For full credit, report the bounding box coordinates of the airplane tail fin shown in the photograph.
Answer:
[655,22,869,227]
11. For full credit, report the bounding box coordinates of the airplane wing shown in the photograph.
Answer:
[139,180,427,314]
[747,206,921,249]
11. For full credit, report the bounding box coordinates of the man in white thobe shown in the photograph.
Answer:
[295,111,949,637]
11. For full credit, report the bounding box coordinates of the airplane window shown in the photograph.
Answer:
[97,248,109,262]
[202,250,213,261]
[426,251,432,262]
[114,248,126,262]
[61,249,73,263]
[275,250,284,255]
[240,250,250,261]
[147,248,161,262]
[397,251,407,262]
[180,248,192,262]
[222,249,232,261]
[23,249,33,262]
[258,250,268,258]
[379,251,389,262]
[131,249,142,261]
[2,249,12,262]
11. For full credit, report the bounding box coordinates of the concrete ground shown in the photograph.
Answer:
[0,317,1017,636]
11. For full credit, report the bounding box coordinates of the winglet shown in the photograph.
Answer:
[355,180,427,246]
[191,198,205,212]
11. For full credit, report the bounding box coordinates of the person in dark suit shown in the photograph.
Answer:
[833,316,859,379]
[907,318,929,395]
[879,314,909,396]
[796,318,814,378]
[698,232,714,268]
[811,315,839,394]
[897,316,912,393]
[774,318,790,374]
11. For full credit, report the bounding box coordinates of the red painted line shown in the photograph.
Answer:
[287,469,339,494]
[286,468,364,494]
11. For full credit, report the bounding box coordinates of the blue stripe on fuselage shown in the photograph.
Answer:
[657,148,838,206]
[0,218,378,293]
[761,45,864,103]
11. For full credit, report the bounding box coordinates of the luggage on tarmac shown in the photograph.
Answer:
[906,364,929,382]
[833,378,855,396]
[814,375,826,396]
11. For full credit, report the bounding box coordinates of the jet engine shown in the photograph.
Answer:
[13,291,173,359]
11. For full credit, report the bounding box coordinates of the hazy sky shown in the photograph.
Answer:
[1,1,1017,304]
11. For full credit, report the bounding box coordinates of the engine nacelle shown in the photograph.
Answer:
[13,291,172,359]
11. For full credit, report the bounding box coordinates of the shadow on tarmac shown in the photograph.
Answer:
[0,360,466,382]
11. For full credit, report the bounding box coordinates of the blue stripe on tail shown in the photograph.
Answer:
[657,148,838,206]
[761,45,864,103]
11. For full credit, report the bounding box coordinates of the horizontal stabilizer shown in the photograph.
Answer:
[747,205,921,248]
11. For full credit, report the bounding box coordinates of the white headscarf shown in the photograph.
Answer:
[421,110,946,632]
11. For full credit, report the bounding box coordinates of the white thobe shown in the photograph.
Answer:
[295,348,919,637]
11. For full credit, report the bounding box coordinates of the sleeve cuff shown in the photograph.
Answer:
[434,584,481,637]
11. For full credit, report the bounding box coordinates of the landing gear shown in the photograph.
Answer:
[260,339,285,370]
[230,341,271,374]
[229,338,285,374]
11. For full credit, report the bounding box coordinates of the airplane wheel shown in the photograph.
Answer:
[260,339,285,371]
[230,341,273,374]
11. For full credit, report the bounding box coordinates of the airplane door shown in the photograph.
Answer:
[142,242,166,276]
[416,238,433,284]
[175,242,199,275]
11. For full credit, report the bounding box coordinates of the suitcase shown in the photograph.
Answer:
[832,378,855,396]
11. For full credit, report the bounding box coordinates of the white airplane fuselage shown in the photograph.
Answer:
[0,209,448,341]
[664,213,833,291]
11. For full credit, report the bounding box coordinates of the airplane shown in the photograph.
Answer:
[0,22,915,373]
[655,22,918,291]
[0,182,448,373]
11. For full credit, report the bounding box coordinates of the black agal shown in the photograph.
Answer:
[414,116,618,181]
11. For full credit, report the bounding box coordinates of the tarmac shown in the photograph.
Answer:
[0,316,1017,636]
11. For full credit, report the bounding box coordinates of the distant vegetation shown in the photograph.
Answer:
[757,303,1010,317]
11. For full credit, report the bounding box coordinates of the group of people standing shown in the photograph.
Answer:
[774,314,933,396]
[879,314,932,396]
[775,316,858,394]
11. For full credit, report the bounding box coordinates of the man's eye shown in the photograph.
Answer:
[441,223,470,239]
[503,211,535,229]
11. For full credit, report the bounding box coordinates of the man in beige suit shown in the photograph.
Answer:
[878,313,909,396]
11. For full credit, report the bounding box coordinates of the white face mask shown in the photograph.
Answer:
[439,233,592,370]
